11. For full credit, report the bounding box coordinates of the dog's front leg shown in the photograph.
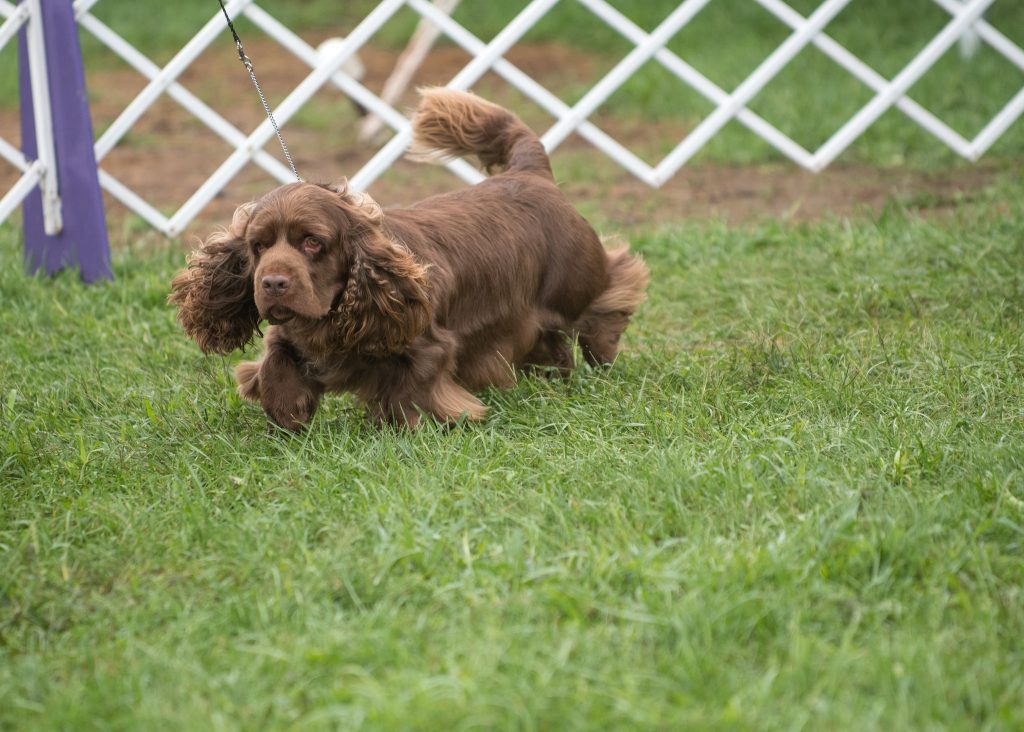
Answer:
[235,340,322,432]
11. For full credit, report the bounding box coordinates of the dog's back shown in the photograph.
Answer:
[398,88,649,371]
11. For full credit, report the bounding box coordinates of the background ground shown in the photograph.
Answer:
[1,1,1023,729]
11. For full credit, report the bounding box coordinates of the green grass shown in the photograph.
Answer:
[2,175,1023,729]
[2,0,1022,166]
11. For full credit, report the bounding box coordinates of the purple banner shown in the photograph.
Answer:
[18,0,111,283]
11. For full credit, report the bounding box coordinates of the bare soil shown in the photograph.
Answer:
[0,37,1011,241]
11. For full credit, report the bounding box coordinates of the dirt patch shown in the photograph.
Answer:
[0,37,1010,241]
[560,162,1002,227]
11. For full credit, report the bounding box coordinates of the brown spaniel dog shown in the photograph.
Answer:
[169,89,648,430]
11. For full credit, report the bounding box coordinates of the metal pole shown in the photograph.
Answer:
[24,0,60,235]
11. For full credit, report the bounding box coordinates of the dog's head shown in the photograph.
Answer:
[169,181,431,356]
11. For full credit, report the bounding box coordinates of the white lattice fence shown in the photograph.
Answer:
[1,0,1022,238]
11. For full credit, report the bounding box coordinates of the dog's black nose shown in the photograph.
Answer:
[261,274,290,296]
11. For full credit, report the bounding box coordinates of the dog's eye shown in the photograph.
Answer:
[252,240,266,255]
[303,236,323,256]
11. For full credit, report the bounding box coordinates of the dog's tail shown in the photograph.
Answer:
[408,88,552,179]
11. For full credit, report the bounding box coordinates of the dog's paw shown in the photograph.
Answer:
[263,391,319,433]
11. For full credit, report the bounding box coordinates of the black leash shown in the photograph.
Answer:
[217,0,301,182]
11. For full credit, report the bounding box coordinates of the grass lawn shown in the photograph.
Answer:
[2,171,1023,728]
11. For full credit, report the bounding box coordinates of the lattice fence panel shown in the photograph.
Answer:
[1,0,1021,236]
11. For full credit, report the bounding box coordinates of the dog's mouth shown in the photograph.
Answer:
[265,306,296,325]
[259,287,345,327]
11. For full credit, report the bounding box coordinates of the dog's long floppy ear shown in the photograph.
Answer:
[331,190,432,357]
[168,202,261,355]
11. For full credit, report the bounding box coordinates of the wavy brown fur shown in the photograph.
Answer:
[331,231,432,358]
[170,90,648,430]
[409,87,552,178]
[168,203,260,355]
